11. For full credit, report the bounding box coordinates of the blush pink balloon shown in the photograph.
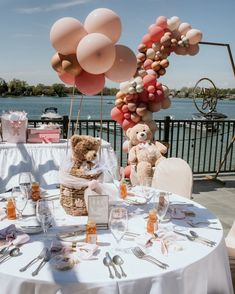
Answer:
[143,74,156,89]
[149,25,165,42]
[111,107,124,124]
[75,71,105,95]
[141,34,153,48]
[122,140,130,153]
[84,8,122,43]
[76,33,116,74]
[147,85,156,94]
[143,59,153,70]
[124,165,131,178]
[105,45,137,83]
[187,44,200,56]
[58,71,75,85]
[122,119,135,131]
[50,17,87,55]
[186,29,203,45]
[161,97,171,109]
[156,16,168,29]
[178,22,192,35]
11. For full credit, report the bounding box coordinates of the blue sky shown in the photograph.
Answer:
[0,0,234,89]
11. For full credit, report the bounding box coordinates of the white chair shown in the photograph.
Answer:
[152,157,193,199]
[225,221,235,290]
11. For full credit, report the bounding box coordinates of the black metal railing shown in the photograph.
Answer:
[28,116,235,175]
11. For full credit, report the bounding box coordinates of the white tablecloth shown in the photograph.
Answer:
[0,139,117,192]
[0,191,233,294]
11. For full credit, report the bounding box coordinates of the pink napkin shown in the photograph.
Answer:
[0,224,30,246]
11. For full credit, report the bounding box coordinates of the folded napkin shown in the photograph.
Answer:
[128,186,155,200]
[170,207,186,219]
[76,243,99,260]
[0,224,30,246]
[50,241,75,255]
[136,229,184,255]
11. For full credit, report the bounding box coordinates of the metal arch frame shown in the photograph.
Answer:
[199,41,235,77]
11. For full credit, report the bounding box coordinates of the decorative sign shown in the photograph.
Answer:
[88,195,109,229]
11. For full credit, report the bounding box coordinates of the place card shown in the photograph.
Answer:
[88,195,109,229]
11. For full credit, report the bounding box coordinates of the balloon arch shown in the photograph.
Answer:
[49,9,202,133]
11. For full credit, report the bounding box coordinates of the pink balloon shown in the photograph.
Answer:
[156,16,168,29]
[143,59,153,70]
[148,101,162,112]
[111,107,124,124]
[122,140,130,153]
[58,71,75,85]
[124,112,131,119]
[148,23,156,32]
[155,89,165,102]
[50,17,87,55]
[139,90,149,102]
[174,46,188,55]
[186,29,203,45]
[147,85,155,93]
[122,119,135,131]
[124,165,131,178]
[149,25,165,42]
[187,44,200,56]
[143,74,156,89]
[122,104,129,113]
[141,34,152,48]
[105,45,137,83]
[84,8,122,43]
[75,71,105,95]
[77,33,116,74]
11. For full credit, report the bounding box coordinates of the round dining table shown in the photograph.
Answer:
[0,188,233,294]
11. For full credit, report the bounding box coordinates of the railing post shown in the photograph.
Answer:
[62,115,69,139]
[164,116,171,156]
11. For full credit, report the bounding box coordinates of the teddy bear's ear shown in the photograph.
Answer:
[71,135,82,146]
[126,127,132,139]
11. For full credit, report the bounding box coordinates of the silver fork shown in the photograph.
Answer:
[131,247,169,269]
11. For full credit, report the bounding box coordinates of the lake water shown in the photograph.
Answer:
[0,96,234,120]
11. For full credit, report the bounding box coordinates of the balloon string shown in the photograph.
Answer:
[74,94,84,134]
[66,85,75,153]
[99,91,103,153]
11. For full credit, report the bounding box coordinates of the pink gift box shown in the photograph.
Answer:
[27,128,61,143]
[1,117,28,143]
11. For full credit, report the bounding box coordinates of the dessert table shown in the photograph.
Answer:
[0,139,117,192]
[0,189,233,294]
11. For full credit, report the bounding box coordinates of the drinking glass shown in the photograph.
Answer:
[155,192,170,223]
[140,176,153,197]
[36,199,54,239]
[12,186,28,220]
[109,207,128,252]
[19,172,32,197]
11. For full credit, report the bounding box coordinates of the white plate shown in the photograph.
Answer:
[125,196,147,205]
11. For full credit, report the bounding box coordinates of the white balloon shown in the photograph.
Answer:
[178,22,192,35]
[136,85,144,93]
[128,86,136,94]
[146,48,155,59]
[134,76,143,85]
[120,81,130,94]
[146,69,157,76]
[167,16,181,31]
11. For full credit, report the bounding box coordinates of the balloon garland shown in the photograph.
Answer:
[50,8,137,95]
[111,15,202,131]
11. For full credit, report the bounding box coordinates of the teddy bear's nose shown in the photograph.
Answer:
[140,132,145,137]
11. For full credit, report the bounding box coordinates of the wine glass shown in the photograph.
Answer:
[12,186,28,220]
[19,172,32,197]
[140,177,153,198]
[109,207,128,252]
[155,192,170,223]
[36,199,54,239]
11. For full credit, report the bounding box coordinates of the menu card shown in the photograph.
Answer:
[88,195,109,229]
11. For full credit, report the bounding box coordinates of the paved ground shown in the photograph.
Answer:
[192,174,235,236]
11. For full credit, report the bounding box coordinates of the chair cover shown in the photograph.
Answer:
[152,157,193,199]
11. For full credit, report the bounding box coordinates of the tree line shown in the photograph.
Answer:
[0,77,234,98]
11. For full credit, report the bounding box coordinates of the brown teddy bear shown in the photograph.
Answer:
[126,122,167,185]
[70,134,100,178]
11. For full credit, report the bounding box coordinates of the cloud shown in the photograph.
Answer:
[16,0,91,14]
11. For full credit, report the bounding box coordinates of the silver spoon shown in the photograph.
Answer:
[32,248,51,276]
[189,230,216,246]
[112,255,127,278]
[19,247,47,272]
[105,252,121,279]
[103,257,114,279]
[0,247,20,264]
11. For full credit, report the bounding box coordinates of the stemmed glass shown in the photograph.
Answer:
[36,199,54,239]
[19,172,32,198]
[109,207,128,252]
[155,192,170,223]
[12,186,28,220]
[140,177,153,199]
